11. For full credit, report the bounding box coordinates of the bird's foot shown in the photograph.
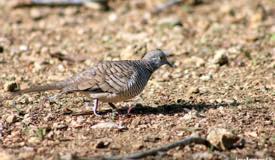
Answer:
[92,99,101,116]
[92,105,101,116]
[127,105,136,114]
[84,101,101,116]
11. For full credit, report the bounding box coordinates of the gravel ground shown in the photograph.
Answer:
[0,0,274,159]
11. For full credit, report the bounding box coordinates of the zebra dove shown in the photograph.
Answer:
[2,49,173,115]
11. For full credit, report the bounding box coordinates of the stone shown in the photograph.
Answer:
[4,81,20,92]
[95,140,110,149]
[6,114,17,124]
[211,49,229,66]
[207,128,244,150]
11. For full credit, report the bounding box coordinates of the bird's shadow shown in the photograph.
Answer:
[102,100,240,116]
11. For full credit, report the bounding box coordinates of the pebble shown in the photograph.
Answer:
[30,8,44,20]
[133,142,144,150]
[158,16,182,27]
[95,140,110,149]
[28,137,41,145]
[211,49,229,66]
[182,111,197,120]
[224,99,237,105]
[108,13,118,22]
[53,123,68,130]
[57,64,65,72]
[91,121,125,129]
[200,74,213,81]
[207,127,243,150]
[19,45,28,52]
[84,1,107,10]
[6,114,17,124]
[33,61,46,72]
[187,86,200,94]
[144,135,160,143]
[4,81,20,92]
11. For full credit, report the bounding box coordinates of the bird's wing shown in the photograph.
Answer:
[64,61,136,94]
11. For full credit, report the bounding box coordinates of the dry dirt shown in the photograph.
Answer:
[0,0,274,159]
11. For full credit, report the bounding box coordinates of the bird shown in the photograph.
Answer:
[1,49,173,116]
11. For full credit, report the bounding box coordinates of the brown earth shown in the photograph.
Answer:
[0,0,274,159]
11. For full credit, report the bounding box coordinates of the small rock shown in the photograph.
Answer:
[245,131,258,138]
[216,98,222,103]
[133,142,144,150]
[173,152,185,159]
[53,123,68,130]
[57,64,65,72]
[19,45,28,52]
[144,135,161,143]
[91,121,125,129]
[131,118,141,127]
[108,13,117,22]
[95,141,110,149]
[4,81,20,92]
[6,114,17,124]
[200,74,213,81]
[264,121,272,125]
[207,128,244,150]
[33,61,46,72]
[30,8,44,20]
[224,99,237,105]
[158,16,182,27]
[28,137,41,144]
[186,87,200,96]
[84,0,109,10]
[211,49,229,66]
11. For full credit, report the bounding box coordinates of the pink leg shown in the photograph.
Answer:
[93,99,100,116]
[127,105,135,114]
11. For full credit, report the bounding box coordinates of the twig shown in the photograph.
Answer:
[101,136,218,160]
[12,0,109,10]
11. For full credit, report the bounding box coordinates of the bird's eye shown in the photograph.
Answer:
[160,56,165,60]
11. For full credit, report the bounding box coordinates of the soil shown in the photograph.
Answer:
[0,0,274,159]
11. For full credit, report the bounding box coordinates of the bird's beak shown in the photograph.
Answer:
[167,61,175,67]
[163,50,175,68]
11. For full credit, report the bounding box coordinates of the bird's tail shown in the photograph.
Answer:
[0,81,67,102]
[19,81,66,94]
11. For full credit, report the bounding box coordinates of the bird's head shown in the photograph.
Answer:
[143,49,174,68]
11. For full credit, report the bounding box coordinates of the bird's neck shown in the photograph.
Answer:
[142,60,159,73]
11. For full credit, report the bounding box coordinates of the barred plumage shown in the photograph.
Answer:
[4,49,173,116]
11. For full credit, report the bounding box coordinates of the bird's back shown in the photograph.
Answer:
[61,60,153,102]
